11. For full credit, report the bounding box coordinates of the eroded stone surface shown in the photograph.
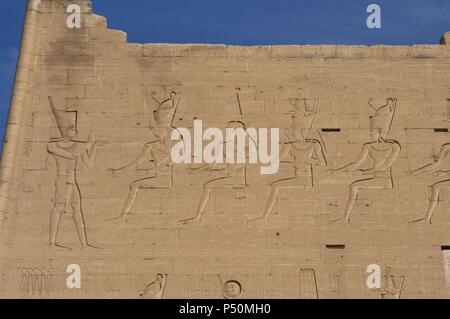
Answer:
[1,0,450,298]
[441,32,450,44]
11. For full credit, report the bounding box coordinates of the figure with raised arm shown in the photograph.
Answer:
[140,273,168,299]
[109,91,181,221]
[180,120,251,224]
[47,96,107,249]
[408,143,450,224]
[180,88,256,224]
[249,97,326,222]
[329,98,400,223]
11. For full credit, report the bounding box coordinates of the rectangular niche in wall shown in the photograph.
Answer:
[442,246,450,287]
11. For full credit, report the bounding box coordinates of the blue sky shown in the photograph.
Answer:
[0,0,449,153]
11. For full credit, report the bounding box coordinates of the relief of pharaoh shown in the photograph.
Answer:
[47,96,108,249]
[109,91,181,222]
[408,142,450,224]
[180,88,256,224]
[329,98,401,223]
[249,97,327,222]
[180,120,252,224]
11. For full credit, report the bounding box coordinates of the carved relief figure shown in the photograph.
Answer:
[139,273,168,299]
[109,91,181,221]
[408,143,450,224]
[249,97,326,222]
[375,267,405,299]
[329,98,400,223]
[181,122,250,224]
[47,96,107,249]
[149,91,182,149]
[181,89,255,224]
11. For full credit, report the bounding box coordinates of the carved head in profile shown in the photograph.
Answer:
[286,96,317,141]
[63,123,78,140]
[385,267,392,276]
[287,112,315,142]
[386,98,395,108]
[369,97,396,142]
[369,115,386,142]
[287,97,316,116]
[153,91,178,127]
[224,120,258,150]
[144,138,163,151]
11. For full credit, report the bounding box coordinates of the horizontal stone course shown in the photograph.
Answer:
[0,0,450,299]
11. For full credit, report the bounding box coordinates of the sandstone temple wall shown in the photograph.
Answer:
[0,0,450,298]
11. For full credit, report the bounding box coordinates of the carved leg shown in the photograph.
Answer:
[249,177,299,223]
[249,185,280,222]
[194,186,213,222]
[121,184,139,219]
[424,184,441,224]
[410,180,450,224]
[71,202,88,246]
[49,203,65,247]
[180,177,228,224]
[343,185,359,223]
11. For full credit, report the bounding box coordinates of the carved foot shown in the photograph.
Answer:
[247,215,269,223]
[82,243,102,251]
[179,217,201,224]
[106,214,129,222]
[49,243,72,250]
[408,217,431,224]
[329,217,350,224]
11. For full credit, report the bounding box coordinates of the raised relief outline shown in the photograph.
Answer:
[180,88,256,224]
[139,273,168,299]
[374,266,405,299]
[47,96,107,249]
[408,142,450,224]
[299,267,319,299]
[249,95,327,222]
[108,91,182,222]
[329,98,401,223]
